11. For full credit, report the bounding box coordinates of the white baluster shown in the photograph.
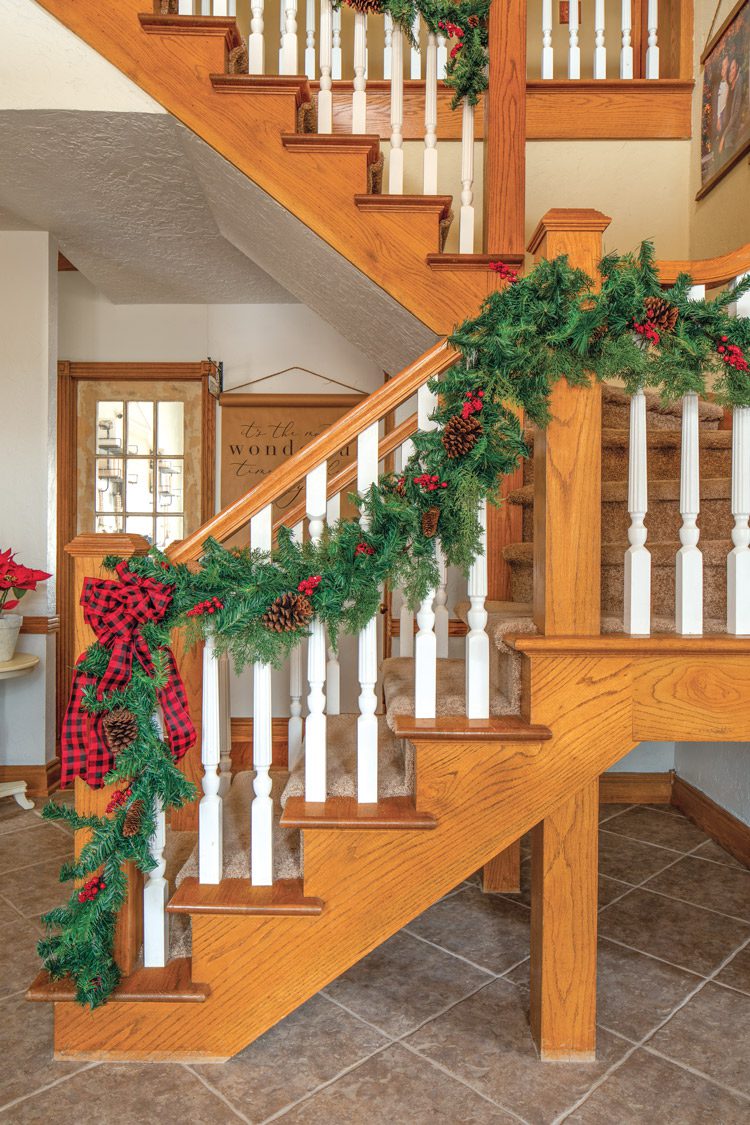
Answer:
[383,12,393,79]
[250,505,274,885]
[218,650,232,796]
[676,391,703,635]
[728,406,750,635]
[279,0,284,70]
[645,0,659,79]
[325,493,341,714]
[248,0,265,73]
[143,793,169,968]
[199,631,222,884]
[305,0,316,77]
[288,520,305,770]
[423,31,438,194]
[415,383,437,718]
[397,437,414,655]
[620,0,633,79]
[178,1,193,13]
[624,388,651,634]
[352,12,367,132]
[568,0,581,79]
[281,0,298,75]
[437,30,447,79]
[466,499,489,718]
[332,6,342,78]
[318,0,333,132]
[410,13,421,78]
[213,0,229,13]
[593,0,606,79]
[357,422,379,802]
[200,0,210,13]
[541,0,554,79]
[459,97,475,253]
[389,25,404,194]
[434,541,449,657]
[305,463,327,802]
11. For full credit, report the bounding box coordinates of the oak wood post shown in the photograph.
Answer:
[65,533,150,976]
[483,0,526,257]
[482,838,521,893]
[530,778,599,1060]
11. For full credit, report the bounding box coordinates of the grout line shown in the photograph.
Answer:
[597,934,710,978]
[0,1062,100,1116]
[639,1043,750,1104]
[598,827,694,858]
[183,1064,252,1123]
[320,990,399,1041]
[687,849,748,873]
[620,880,750,926]
[597,843,695,913]
[711,977,750,1000]
[401,926,500,977]
[258,1041,394,1124]
[598,804,636,824]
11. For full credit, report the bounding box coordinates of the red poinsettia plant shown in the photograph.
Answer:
[0,548,51,614]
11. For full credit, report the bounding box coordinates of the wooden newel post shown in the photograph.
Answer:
[64,533,150,976]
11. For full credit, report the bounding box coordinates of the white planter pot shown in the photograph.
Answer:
[0,614,22,662]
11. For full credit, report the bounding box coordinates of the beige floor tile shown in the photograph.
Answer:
[0,894,24,928]
[595,938,702,1041]
[324,929,492,1037]
[406,979,629,1124]
[566,1048,750,1123]
[277,1043,516,1124]
[495,863,630,912]
[0,823,71,875]
[193,993,386,1121]
[406,886,530,974]
[0,802,36,836]
[597,830,681,885]
[0,916,44,999]
[642,855,750,921]
[0,994,87,1108]
[598,803,629,823]
[598,874,631,908]
[714,944,750,996]
[691,838,747,871]
[601,807,709,852]
[2,858,73,919]
[646,982,750,1096]
[598,888,750,975]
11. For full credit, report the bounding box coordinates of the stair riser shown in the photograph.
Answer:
[602,404,721,432]
[524,444,732,486]
[520,497,733,545]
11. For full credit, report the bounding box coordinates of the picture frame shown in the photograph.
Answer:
[698,0,750,199]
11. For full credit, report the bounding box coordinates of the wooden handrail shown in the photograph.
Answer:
[169,339,456,562]
[656,243,750,288]
[272,412,418,535]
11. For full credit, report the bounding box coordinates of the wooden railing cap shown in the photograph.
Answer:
[64,533,151,559]
[656,242,750,288]
[527,209,612,255]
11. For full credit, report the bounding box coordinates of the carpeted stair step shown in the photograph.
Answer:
[381,656,515,732]
[600,385,724,431]
[508,478,733,544]
[453,600,536,712]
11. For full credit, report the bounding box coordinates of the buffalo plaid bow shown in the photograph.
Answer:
[61,562,196,789]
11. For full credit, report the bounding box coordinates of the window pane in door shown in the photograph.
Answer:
[156,459,183,513]
[155,516,184,551]
[125,459,154,512]
[96,458,124,514]
[96,402,124,455]
[157,402,184,455]
[125,515,154,545]
[127,402,154,456]
[95,515,123,534]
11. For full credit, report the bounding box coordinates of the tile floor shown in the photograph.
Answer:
[0,796,748,1123]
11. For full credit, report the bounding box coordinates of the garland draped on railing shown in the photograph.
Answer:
[41,244,750,1006]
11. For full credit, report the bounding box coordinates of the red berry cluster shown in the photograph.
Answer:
[489,262,519,283]
[298,575,322,596]
[633,320,660,346]
[78,874,106,904]
[355,541,375,557]
[461,389,484,420]
[106,785,132,814]
[718,336,749,372]
[187,597,224,618]
[413,473,448,492]
[438,19,465,58]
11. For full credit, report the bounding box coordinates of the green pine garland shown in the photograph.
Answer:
[41,244,750,1006]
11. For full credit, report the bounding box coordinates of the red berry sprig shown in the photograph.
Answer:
[633,320,660,346]
[413,473,449,492]
[106,786,132,814]
[461,389,484,420]
[78,874,106,904]
[489,262,519,283]
[187,597,224,618]
[298,575,322,596]
[718,336,749,372]
[355,541,375,557]
[438,19,465,57]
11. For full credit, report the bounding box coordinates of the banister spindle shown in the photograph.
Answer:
[423,30,438,194]
[415,383,438,718]
[541,0,554,79]
[384,12,393,79]
[352,12,367,133]
[143,793,169,967]
[319,0,333,132]
[620,0,633,79]
[459,97,475,252]
[676,285,705,635]
[332,6,342,78]
[593,0,606,78]
[305,463,328,801]
[178,1,193,13]
[411,13,421,78]
[248,0,265,73]
[397,437,415,655]
[325,493,341,714]
[280,0,299,75]
[645,0,659,79]
[437,27,447,78]
[434,542,449,657]
[389,25,404,193]
[357,422,380,802]
[288,520,305,770]
[218,650,232,796]
[250,505,274,885]
[305,0,316,77]
[624,388,651,634]
[568,0,581,79]
[727,275,750,635]
[199,631,222,884]
[466,499,489,718]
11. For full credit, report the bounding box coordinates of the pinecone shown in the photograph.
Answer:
[345,0,383,13]
[442,413,482,459]
[262,592,314,633]
[421,507,440,539]
[589,320,609,345]
[644,296,678,334]
[467,14,480,27]
[122,799,145,839]
[102,709,139,755]
[228,42,248,74]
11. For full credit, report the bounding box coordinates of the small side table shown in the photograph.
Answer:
[0,652,41,809]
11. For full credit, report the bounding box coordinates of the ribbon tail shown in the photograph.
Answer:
[158,651,197,762]
[60,664,112,789]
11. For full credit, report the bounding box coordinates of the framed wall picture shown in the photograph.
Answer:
[698,0,750,199]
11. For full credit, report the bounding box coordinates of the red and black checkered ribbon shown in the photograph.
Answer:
[61,562,196,788]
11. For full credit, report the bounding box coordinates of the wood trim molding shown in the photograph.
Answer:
[484,0,526,256]
[672,776,750,869]
[57,252,77,271]
[599,771,674,804]
[63,362,210,381]
[20,616,60,635]
[0,757,61,798]
[219,393,363,408]
[390,618,467,637]
[656,242,750,288]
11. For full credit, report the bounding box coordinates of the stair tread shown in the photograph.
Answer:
[168,877,324,916]
[281,133,381,163]
[281,795,436,830]
[508,633,750,655]
[354,194,453,219]
[26,958,209,1004]
[211,74,311,102]
[139,13,242,45]
[426,253,525,271]
[392,715,553,741]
